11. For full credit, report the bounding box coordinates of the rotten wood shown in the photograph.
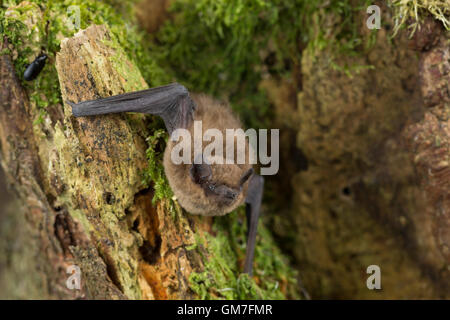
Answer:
[0,25,211,299]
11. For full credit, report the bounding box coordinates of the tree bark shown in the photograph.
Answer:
[0,37,86,299]
[267,9,450,299]
[0,25,206,300]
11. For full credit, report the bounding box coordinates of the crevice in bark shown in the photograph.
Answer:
[54,211,78,257]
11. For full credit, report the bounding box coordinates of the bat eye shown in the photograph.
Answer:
[208,184,216,191]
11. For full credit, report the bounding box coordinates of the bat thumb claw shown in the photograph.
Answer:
[65,100,75,108]
[65,100,81,117]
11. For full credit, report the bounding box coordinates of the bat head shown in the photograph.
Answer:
[189,158,253,208]
[164,145,254,216]
[162,94,255,216]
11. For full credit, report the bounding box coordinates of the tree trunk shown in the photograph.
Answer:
[0,24,200,300]
[267,8,450,299]
[0,7,298,299]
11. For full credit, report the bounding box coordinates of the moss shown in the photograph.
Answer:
[142,128,172,201]
[149,0,374,128]
[390,0,450,36]
[189,209,300,300]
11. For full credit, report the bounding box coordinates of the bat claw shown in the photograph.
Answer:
[65,100,76,108]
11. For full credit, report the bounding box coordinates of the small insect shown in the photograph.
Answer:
[68,83,264,275]
[23,54,47,81]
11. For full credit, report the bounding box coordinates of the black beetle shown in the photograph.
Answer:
[23,54,47,81]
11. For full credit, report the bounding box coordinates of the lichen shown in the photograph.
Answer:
[51,23,155,300]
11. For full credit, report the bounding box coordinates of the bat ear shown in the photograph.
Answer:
[190,162,212,185]
[239,168,254,187]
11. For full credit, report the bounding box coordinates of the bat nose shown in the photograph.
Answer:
[225,190,238,201]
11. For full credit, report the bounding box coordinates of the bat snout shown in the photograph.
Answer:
[224,190,239,203]
[227,190,237,199]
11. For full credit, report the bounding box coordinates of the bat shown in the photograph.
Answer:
[24,54,47,81]
[68,83,264,275]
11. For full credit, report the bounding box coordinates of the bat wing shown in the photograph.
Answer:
[68,83,196,135]
[244,173,264,275]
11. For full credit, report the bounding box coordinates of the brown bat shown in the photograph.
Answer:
[69,83,264,275]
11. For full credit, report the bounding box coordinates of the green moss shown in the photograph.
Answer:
[189,209,300,300]
[142,128,173,201]
[150,0,373,128]
[329,61,375,78]
[141,125,180,220]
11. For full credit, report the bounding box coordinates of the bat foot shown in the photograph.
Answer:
[243,174,264,276]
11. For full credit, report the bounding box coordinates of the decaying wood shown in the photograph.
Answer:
[0,37,90,299]
[268,7,450,298]
[403,25,450,286]
[53,25,213,299]
[0,25,211,299]
[1,1,447,300]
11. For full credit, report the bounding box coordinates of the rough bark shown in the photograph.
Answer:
[0,25,205,300]
[402,19,450,288]
[0,38,81,299]
[267,9,450,298]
